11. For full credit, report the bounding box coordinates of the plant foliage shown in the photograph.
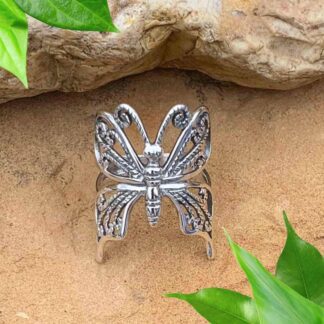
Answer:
[167,288,259,324]
[276,212,324,306]
[167,213,324,323]
[0,0,117,87]
[14,0,117,32]
[0,0,28,87]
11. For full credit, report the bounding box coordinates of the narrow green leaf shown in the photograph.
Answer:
[225,231,324,324]
[276,212,324,306]
[166,288,259,324]
[14,0,118,32]
[0,0,28,87]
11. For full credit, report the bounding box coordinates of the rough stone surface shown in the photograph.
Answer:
[0,69,323,323]
[2,0,324,102]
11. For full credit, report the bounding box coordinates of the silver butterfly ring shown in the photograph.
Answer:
[94,104,214,262]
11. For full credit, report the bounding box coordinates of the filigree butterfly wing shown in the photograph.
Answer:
[95,104,150,183]
[95,180,146,262]
[157,105,211,182]
[162,177,214,259]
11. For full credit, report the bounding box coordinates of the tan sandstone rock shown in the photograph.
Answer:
[1,0,324,102]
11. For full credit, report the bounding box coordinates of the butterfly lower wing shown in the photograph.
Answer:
[95,183,145,262]
[163,180,214,259]
[95,104,149,183]
[162,106,211,181]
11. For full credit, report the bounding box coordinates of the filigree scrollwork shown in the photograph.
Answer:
[114,104,133,128]
[193,112,209,144]
[172,105,191,129]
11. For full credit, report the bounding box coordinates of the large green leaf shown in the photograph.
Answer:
[226,232,324,324]
[14,0,118,32]
[0,0,28,87]
[167,288,259,324]
[276,212,324,306]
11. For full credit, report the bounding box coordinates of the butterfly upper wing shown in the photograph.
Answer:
[95,104,149,183]
[161,106,211,182]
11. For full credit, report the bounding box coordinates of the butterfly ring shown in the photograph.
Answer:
[94,104,214,263]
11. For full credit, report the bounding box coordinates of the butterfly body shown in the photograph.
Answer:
[143,143,163,225]
[95,104,214,262]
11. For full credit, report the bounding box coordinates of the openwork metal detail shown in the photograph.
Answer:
[94,104,214,262]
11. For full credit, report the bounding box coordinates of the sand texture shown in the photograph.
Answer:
[0,69,323,323]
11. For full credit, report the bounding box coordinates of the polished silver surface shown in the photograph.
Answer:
[94,104,213,262]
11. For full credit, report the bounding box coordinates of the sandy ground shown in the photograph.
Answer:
[0,69,323,323]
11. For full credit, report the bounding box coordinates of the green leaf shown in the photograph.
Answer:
[166,288,259,324]
[276,212,324,306]
[14,0,118,32]
[225,231,324,324]
[0,0,28,87]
